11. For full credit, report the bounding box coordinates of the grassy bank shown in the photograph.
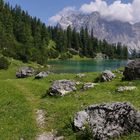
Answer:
[48,55,92,61]
[70,55,92,61]
[0,59,140,140]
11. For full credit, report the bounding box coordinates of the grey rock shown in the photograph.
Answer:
[135,112,140,132]
[117,86,136,92]
[100,70,116,82]
[123,60,140,80]
[36,132,55,140]
[76,73,86,78]
[35,71,50,79]
[16,67,35,78]
[74,102,140,140]
[48,80,77,96]
[74,111,89,130]
[36,109,46,128]
[83,83,98,90]
[54,136,64,140]
[36,132,64,140]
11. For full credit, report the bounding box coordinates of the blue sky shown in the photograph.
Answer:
[5,0,133,24]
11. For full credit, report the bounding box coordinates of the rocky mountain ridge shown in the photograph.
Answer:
[58,11,140,54]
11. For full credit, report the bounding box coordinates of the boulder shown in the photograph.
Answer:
[100,70,116,82]
[123,60,140,80]
[35,71,50,79]
[16,67,35,78]
[48,80,77,96]
[117,86,137,92]
[74,102,140,140]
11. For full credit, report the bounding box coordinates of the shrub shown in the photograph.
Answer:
[69,48,79,55]
[47,48,59,59]
[59,52,73,60]
[76,123,93,140]
[0,57,10,70]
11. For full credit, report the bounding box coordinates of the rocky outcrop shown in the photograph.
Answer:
[99,70,116,82]
[74,102,140,140]
[117,86,137,92]
[123,60,140,80]
[35,71,50,79]
[48,80,77,96]
[16,67,35,78]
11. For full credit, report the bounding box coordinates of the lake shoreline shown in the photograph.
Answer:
[47,59,128,74]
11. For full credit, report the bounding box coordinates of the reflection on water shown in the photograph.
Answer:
[47,59,127,73]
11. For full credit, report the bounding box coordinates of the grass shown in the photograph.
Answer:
[0,59,140,140]
[70,55,92,61]
[0,80,37,140]
[48,55,92,61]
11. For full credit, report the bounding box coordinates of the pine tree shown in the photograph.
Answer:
[71,28,79,51]
[67,25,72,48]
[0,0,129,63]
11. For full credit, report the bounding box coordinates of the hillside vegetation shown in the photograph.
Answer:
[0,0,128,65]
[0,58,140,140]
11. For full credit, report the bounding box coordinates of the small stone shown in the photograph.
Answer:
[35,71,50,79]
[36,109,46,128]
[36,132,64,140]
[83,83,98,90]
[54,136,64,140]
[117,86,136,92]
[76,81,82,85]
[36,132,54,140]
[76,73,86,78]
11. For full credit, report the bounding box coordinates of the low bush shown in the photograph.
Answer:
[59,52,73,60]
[0,57,10,70]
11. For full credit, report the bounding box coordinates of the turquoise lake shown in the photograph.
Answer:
[48,60,127,73]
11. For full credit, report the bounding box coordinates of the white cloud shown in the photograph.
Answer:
[49,0,140,25]
[80,0,108,14]
[80,0,133,23]
[48,7,76,25]
[132,0,140,23]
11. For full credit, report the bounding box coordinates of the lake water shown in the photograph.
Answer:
[47,59,127,73]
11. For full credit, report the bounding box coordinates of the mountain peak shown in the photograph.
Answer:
[57,11,140,54]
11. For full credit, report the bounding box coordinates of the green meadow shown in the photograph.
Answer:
[0,59,140,140]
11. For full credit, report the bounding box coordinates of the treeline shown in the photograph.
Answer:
[0,0,128,64]
[49,26,128,59]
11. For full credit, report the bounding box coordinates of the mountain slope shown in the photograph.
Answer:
[58,11,140,54]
